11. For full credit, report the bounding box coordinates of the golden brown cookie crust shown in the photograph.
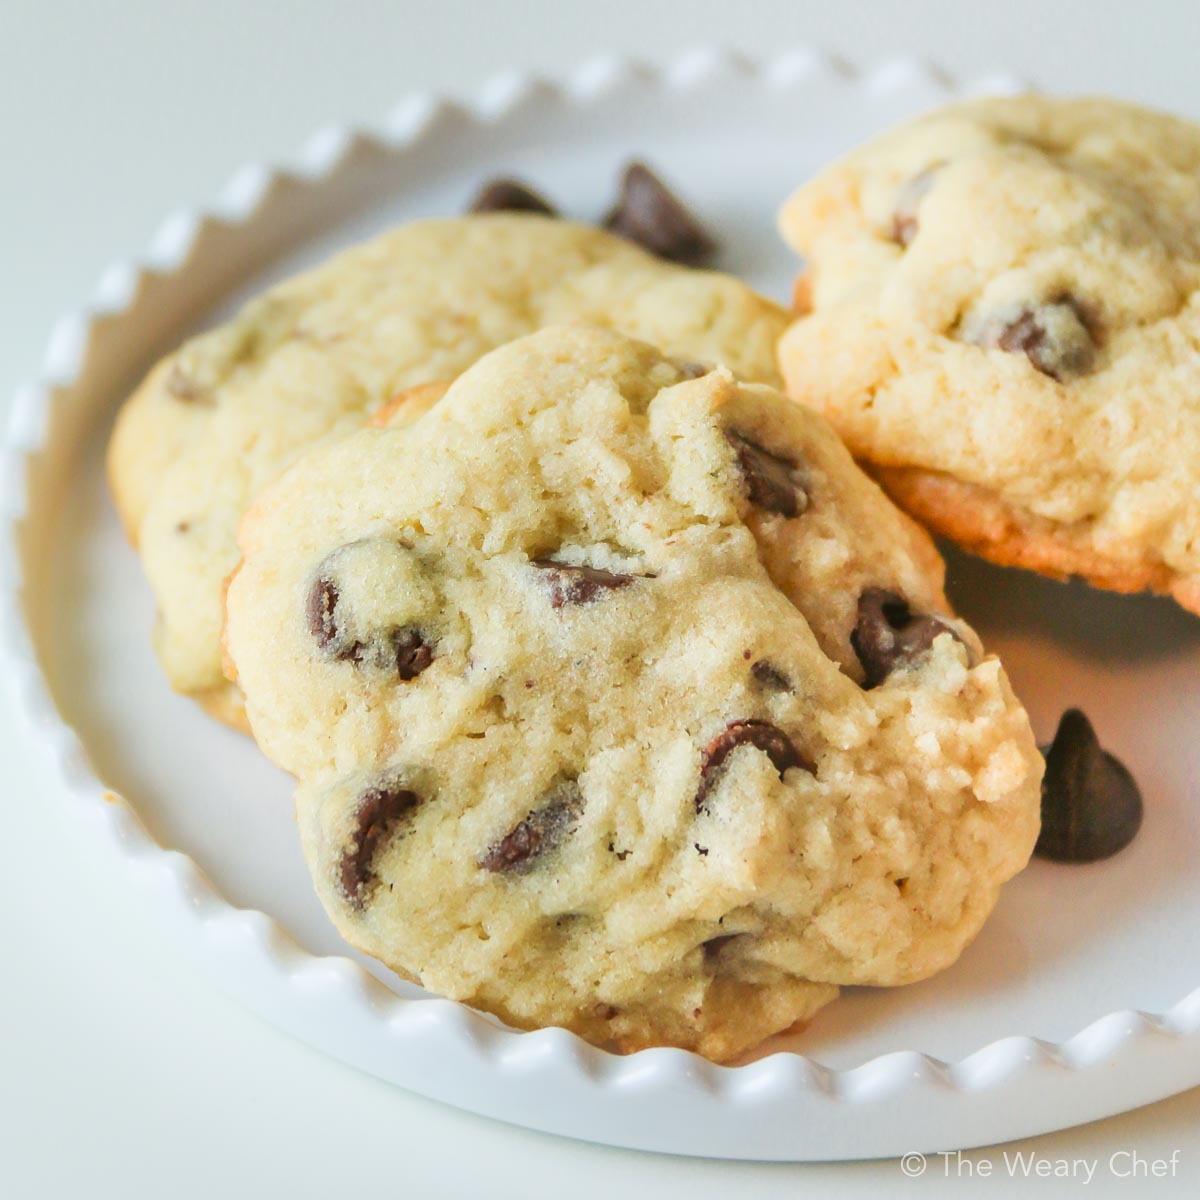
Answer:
[776,94,1200,615]
[367,379,454,429]
[872,464,1200,613]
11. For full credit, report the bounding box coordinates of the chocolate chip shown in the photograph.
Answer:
[968,297,1095,380]
[340,780,421,906]
[166,363,209,403]
[851,587,962,688]
[1036,709,1143,863]
[890,165,940,247]
[468,178,557,216]
[695,720,813,813]
[307,574,341,653]
[703,933,738,959]
[725,430,809,517]
[390,629,434,680]
[750,659,791,691]
[306,560,434,679]
[479,780,585,873]
[531,559,637,607]
[603,161,717,265]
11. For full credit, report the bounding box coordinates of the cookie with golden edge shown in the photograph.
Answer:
[223,324,1041,1060]
[778,94,1200,613]
[109,215,791,729]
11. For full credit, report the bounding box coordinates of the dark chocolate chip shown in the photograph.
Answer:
[890,165,940,248]
[750,659,791,691]
[725,430,809,517]
[391,628,435,680]
[702,933,738,960]
[340,780,421,906]
[531,559,637,607]
[479,780,585,873]
[306,561,434,679]
[1036,709,1143,863]
[603,161,717,265]
[695,719,813,813]
[973,297,1095,381]
[307,574,341,653]
[851,587,962,688]
[468,178,558,216]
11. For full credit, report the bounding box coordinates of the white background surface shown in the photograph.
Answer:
[2,1,1199,1195]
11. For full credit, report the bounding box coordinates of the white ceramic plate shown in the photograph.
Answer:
[3,51,1199,1162]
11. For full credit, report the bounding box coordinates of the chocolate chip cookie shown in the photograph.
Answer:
[224,324,1042,1061]
[778,95,1200,613]
[108,215,788,729]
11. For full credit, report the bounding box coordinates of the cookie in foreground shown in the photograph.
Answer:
[107,214,789,729]
[778,94,1200,614]
[224,324,1042,1061]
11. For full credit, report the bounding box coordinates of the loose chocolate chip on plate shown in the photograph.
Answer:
[851,587,963,688]
[479,780,585,873]
[531,558,639,608]
[695,719,814,813]
[1036,709,1143,863]
[468,178,558,216]
[890,165,941,248]
[725,430,809,517]
[340,780,421,906]
[603,161,717,265]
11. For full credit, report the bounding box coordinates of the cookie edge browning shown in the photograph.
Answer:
[368,379,455,429]
[873,465,1200,613]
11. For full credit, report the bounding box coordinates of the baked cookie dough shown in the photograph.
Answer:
[224,324,1042,1061]
[778,94,1200,613]
[108,214,789,728]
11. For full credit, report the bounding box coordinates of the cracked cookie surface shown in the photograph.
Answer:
[224,324,1041,1061]
[107,215,789,728]
[778,94,1200,613]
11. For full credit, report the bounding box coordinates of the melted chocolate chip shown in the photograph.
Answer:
[306,563,434,679]
[531,559,637,607]
[1036,709,1143,863]
[851,588,962,688]
[307,574,341,653]
[695,720,813,813]
[603,162,717,265]
[390,629,435,680]
[750,659,791,691]
[972,297,1095,381]
[702,933,739,960]
[725,430,809,517]
[890,165,940,248]
[479,781,585,873]
[340,781,421,906]
[468,178,557,216]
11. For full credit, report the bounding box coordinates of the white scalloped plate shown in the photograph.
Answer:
[3,51,1199,1161]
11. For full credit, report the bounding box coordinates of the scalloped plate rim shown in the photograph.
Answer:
[2,48,1198,1160]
